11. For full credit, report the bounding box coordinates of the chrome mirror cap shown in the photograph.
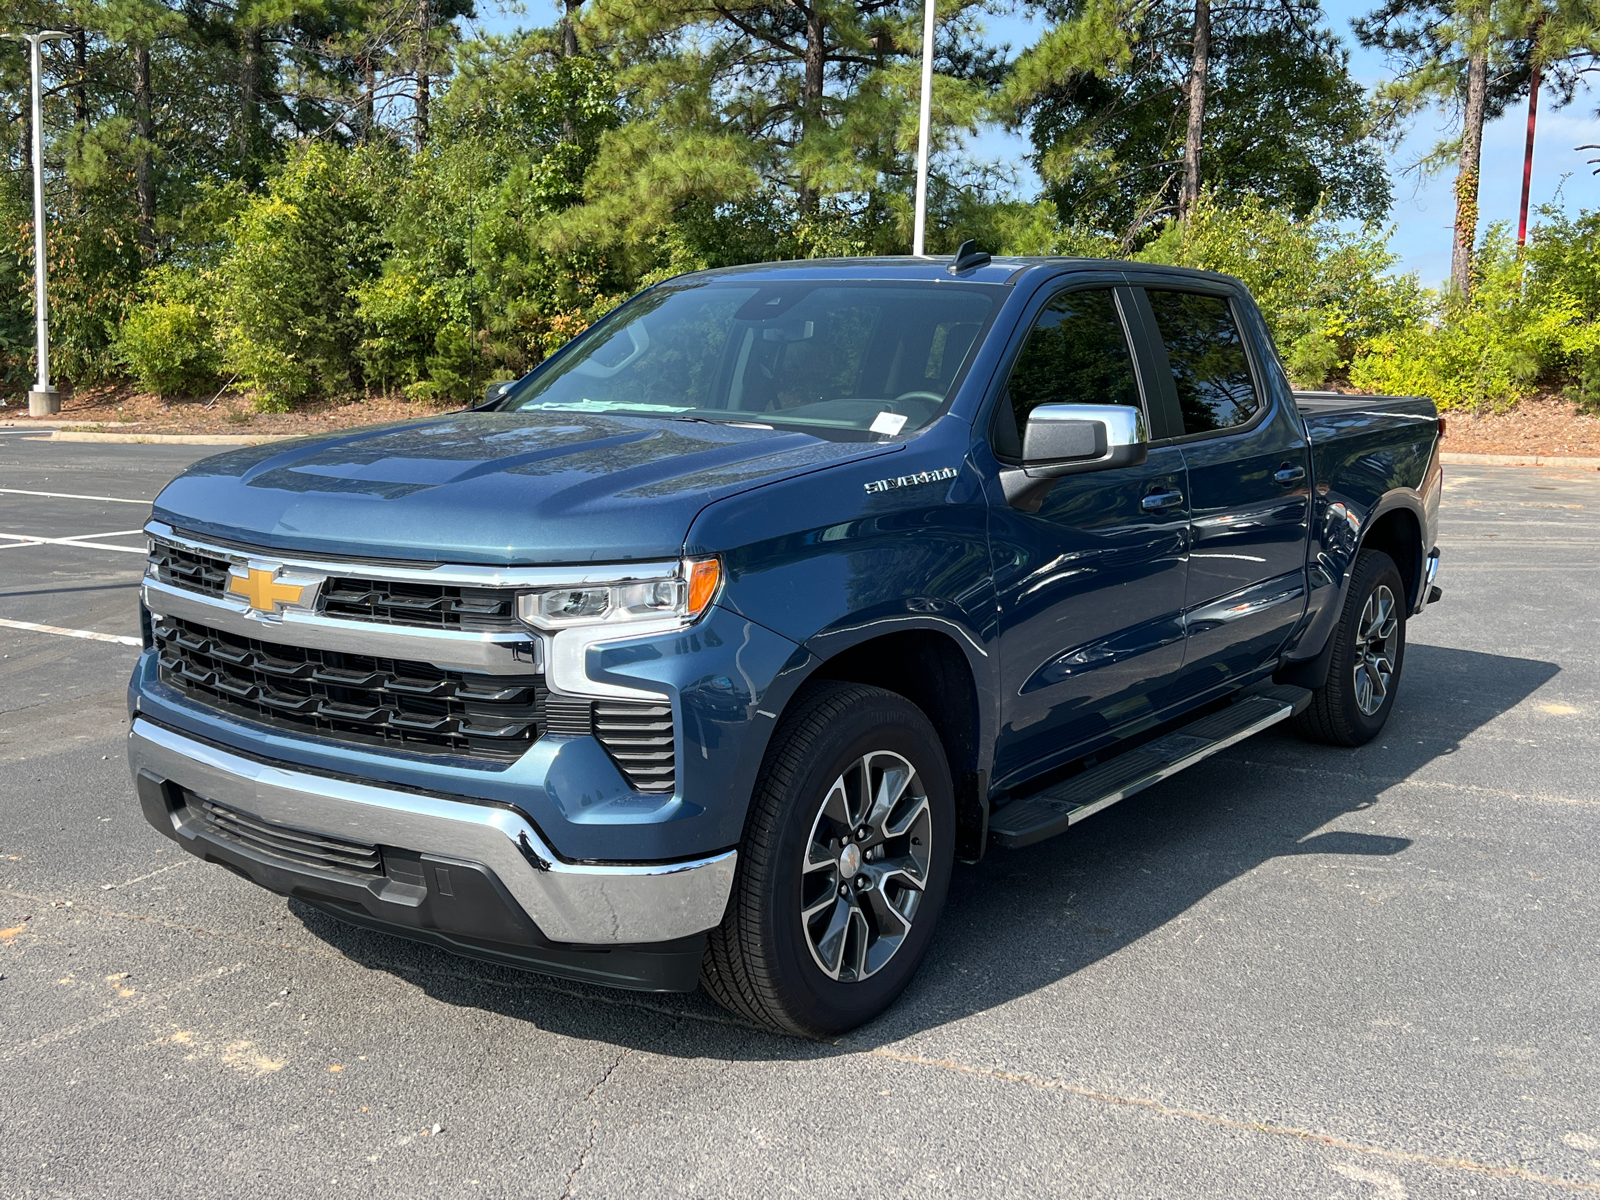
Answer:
[1002,403,1150,512]
[1023,403,1146,463]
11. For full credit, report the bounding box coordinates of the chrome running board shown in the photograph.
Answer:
[989,686,1310,850]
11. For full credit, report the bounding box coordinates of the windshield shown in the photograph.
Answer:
[495,280,999,438]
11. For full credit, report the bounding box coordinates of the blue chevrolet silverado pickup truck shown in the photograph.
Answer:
[127,248,1442,1035]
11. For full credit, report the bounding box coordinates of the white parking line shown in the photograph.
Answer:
[0,487,150,505]
[0,617,141,646]
[0,530,147,555]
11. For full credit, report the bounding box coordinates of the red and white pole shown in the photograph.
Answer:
[1517,54,1542,248]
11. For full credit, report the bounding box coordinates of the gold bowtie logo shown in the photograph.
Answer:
[228,566,312,614]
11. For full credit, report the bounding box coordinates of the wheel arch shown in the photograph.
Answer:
[1358,501,1424,612]
[750,623,995,862]
[1277,488,1427,691]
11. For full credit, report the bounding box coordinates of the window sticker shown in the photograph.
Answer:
[870,412,909,435]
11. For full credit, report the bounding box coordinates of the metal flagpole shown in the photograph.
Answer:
[4,30,70,414]
[911,0,936,256]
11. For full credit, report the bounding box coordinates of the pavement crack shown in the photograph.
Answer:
[379,957,769,1035]
[858,1046,1600,1193]
[103,859,197,891]
[560,1046,632,1199]
[0,888,351,960]
[0,963,248,1064]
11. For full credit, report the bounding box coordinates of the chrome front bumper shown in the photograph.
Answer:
[128,718,735,946]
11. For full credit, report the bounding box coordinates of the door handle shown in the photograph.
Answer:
[1274,465,1306,486]
[1141,490,1184,511]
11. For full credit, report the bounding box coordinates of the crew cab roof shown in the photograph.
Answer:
[675,256,1242,290]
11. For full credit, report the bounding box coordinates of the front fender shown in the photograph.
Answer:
[686,422,1000,782]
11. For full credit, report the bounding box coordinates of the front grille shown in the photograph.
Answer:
[321,577,518,631]
[150,539,231,599]
[147,535,523,633]
[594,701,675,794]
[154,616,545,761]
[189,793,382,877]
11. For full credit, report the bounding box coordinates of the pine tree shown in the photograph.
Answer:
[1007,0,1389,244]
[1356,0,1596,293]
[549,0,1000,265]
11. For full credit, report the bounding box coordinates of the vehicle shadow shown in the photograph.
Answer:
[292,642,1557,1059]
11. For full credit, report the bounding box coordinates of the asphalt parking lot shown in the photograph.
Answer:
[2,428,1597,1199]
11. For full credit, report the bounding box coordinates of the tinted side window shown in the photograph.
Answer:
[1146,291,1258,435]
[998,288,1138,457]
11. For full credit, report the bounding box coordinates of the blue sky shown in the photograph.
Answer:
[478,2,1600,285]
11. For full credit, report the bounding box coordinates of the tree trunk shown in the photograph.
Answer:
[415,0,431,148]
[362,54,376,141]
[74,31,88,126]
[1179,0,1210,219]
[560,0,581,141]
[134,44,155,256]
[561,0,580,58]
[1451,45,1488,294]
[799,2,826,216]
[240,25,262,171]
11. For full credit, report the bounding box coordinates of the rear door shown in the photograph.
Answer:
[1133,284,1311,704]
[987,283,1191,786]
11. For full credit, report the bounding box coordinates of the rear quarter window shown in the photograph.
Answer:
[1146,291,1259,435]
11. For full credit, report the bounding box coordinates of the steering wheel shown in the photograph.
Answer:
[890,391,945,409]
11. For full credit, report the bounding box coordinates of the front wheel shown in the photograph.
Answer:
[701,682,955,1037]
[1295,548,1408,746]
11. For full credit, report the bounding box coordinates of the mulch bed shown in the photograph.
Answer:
[0,382,449,435]
[6,383,1600,457]
[1433,392,1600,458]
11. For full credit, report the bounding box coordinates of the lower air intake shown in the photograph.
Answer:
[191,793,382,878]
[593,701,676,794]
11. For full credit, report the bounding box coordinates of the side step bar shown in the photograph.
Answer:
[989,685,1311,850]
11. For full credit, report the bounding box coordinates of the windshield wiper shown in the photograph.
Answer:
[666,416,775,429]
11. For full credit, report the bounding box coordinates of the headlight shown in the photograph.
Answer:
[515,556,722,631]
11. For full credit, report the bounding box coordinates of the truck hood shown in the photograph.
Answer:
[152,411,901,565]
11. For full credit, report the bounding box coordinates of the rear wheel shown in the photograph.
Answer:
[701,682,954,1037]
[1295,549,1407,746]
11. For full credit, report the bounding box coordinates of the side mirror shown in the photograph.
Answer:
[1001,403,1149,512]
[483,379,516,406]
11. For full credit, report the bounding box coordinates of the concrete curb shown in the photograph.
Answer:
[1441,451,1600,468]
[47,430,296,446]
[0,419,75,428]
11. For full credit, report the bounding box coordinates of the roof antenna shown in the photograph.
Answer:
[947,239,991,275]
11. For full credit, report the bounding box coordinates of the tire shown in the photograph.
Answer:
[1294,549,1407,747]
[701,681,955,1038]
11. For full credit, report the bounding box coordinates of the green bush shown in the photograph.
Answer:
[355,267,453,394]
[1350,224,1600,411]
[115,266,223,396]
[219,145,391,410]
[407,324,479,404]
[1524,209,1600,413]
[1133,193,1423,388]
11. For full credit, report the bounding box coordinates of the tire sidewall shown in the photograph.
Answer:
[758,695,954,1035]
[1333,553,1408,740]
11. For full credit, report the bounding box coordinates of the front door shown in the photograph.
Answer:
[1136,286,1312,703]
[988,285,1191,787]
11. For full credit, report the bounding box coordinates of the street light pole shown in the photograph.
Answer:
[911,0,936,256]
[5,30,70,415]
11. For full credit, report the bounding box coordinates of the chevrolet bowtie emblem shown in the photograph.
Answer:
[227,564,320,615]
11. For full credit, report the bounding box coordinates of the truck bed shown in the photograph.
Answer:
[1293,390,1432,417]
